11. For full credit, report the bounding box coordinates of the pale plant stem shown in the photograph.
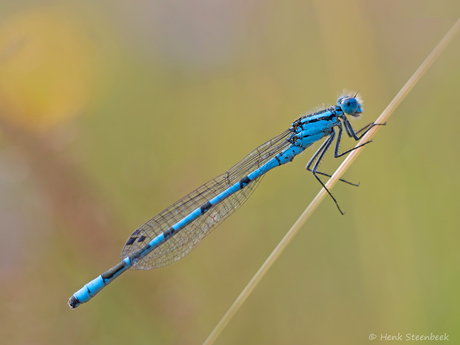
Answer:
[203,18,460,345]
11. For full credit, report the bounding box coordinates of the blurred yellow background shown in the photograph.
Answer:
[1,1,459,344]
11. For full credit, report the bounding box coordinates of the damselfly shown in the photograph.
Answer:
[69,91,380,309]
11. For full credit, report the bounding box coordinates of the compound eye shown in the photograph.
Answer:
[340,97,359,115]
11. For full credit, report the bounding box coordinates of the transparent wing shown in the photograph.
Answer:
[131,176,264,269]
[120,129,292,269]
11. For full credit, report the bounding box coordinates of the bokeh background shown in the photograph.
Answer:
[1,1,459,344]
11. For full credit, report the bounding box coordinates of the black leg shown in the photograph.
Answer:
[357,121,386,135]
[304,120,385,215]
[334,120,387,158]
[334,139,373,158]
[305,137,331,171]
[311,171,359,187]
[306,130,358,187]
[355,122,374,135]
[343,119,385,141]
[309,131,345,215]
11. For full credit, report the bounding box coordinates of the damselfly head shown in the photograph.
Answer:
[337,90,363,117]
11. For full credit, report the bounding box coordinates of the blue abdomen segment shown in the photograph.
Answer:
[68,257,131,308]
[275,145,305,164]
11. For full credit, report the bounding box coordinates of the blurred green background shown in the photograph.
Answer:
[1,1,459,344]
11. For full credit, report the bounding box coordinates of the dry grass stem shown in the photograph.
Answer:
[203,18,460,345]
